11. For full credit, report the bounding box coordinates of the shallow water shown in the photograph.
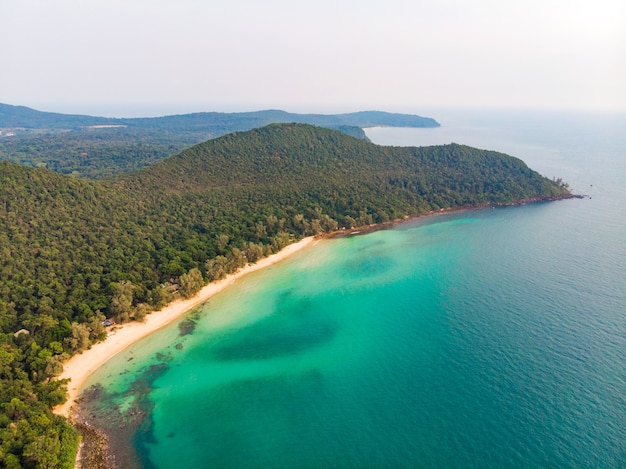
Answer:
[83,110,626,468]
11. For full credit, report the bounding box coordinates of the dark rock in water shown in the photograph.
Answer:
[72,364,171,468]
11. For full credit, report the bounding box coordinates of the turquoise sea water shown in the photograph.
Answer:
[82,110,626,468]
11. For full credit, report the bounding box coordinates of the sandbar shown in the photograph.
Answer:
[54,236,316,417]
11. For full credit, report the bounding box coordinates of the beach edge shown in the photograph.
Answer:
[53,235,317,418]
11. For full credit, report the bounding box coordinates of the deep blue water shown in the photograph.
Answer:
[84,110,626,468]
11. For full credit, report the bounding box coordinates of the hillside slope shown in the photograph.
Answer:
[2,122,570,330]
[0,104,439,178]
[0,123,571,466]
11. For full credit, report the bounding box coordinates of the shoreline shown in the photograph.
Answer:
[53,236,317,418]
[53,194,582,467]
[324,193,582,239]
[54,193,580,418]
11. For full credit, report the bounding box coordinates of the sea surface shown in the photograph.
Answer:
[81,109,626,468]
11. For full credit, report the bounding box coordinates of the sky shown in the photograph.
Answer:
[1,0,625,117]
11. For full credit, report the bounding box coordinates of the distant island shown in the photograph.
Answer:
[0,103,440,130]
[0,121,572,468]
[0,104,439,179]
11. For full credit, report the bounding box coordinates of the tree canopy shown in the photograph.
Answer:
[0,104,439,179]
[0,123,570,467]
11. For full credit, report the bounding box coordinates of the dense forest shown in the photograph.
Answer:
[0,104,438,179]
[0,123,571,467]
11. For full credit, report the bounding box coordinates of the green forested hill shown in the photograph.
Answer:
[0,104,439,179]
[0,123,570,467]
[127,123,569,227]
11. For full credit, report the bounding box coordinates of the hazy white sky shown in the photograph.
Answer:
[1,0,624,116]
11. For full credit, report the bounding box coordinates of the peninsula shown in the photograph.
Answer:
[0,122,572,468]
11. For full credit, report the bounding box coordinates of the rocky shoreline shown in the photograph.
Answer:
[70,412,114,469]
[71,382,149,469]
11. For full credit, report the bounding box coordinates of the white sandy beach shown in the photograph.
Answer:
[54,236,316,417]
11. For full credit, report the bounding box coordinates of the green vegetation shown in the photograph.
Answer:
[0,123,570,466]
[0,128,200,179]
[0,103,439,179]
[0,104,439,131]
